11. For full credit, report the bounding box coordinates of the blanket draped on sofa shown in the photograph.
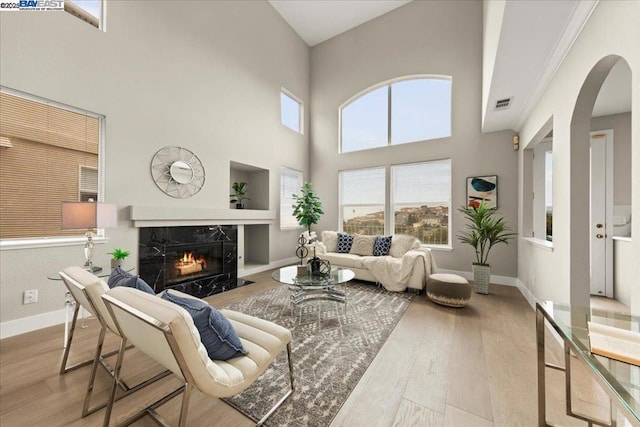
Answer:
[360,248,438,292]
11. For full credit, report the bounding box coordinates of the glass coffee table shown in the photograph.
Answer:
[272,265,355,309]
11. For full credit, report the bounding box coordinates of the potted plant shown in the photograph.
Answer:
[457,201,516,294]
[292,182,324,235]
[108,248,130,269]
[292,182,324,273]
[230,182,250,209]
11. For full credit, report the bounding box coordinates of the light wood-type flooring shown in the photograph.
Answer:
[0,269,630,426]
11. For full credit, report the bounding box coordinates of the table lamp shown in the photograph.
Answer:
[61,200,117,272]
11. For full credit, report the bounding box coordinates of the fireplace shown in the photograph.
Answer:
[139,225,237,298]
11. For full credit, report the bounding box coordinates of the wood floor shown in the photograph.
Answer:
[0,270,627,426]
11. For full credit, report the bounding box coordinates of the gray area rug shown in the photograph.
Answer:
[224,281,414,426]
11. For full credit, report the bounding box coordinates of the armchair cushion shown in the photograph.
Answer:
[161,290,246,361]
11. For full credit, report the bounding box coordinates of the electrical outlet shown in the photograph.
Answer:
[23,289,38,304]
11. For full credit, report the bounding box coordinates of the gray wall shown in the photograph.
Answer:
[309,0,518,277]
[591,112,632,205]
[0,1,309,325]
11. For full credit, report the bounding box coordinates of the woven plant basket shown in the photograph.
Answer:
[472,264,490,294]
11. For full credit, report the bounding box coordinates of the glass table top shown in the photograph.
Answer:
[272,265,355,288]
[538,301,640,421]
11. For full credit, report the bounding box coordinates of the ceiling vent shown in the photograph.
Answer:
[494,97,513,111]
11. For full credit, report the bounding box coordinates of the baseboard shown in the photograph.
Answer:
[437,269,517,287]
[239,257,298,277]
[0,308,67,340]
[516,278,538,310]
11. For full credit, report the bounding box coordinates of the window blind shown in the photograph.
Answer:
[392,159,451,204]
[0,91,101,239]
[280,167,303,229]
[340,167,385,205]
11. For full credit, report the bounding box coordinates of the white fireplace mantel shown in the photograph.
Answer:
[129,206,276,228]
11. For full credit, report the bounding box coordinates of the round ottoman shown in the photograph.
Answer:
[426,274,471,308]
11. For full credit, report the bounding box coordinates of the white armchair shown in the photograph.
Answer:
[102,286,294,426]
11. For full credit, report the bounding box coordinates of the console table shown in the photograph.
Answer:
[536,301,640,426]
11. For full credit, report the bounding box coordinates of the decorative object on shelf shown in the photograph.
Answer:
[292,182,324,235]
[230,181,250,209]
[466,175,498,209]
[61,200,117,273]
[151,146,205,199]
[457,201,516,294]
[107,248,130,269]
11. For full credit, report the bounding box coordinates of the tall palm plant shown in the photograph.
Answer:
[457,201,516,265]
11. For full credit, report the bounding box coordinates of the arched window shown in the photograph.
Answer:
[340,76,452,153]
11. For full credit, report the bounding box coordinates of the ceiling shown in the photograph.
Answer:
[268,0,411,47]
[268,0,631,133]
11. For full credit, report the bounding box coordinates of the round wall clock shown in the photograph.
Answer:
[150,146,205,198]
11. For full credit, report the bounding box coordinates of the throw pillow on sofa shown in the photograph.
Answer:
[321,231,338,252]
[350,234,376,256]
[337,233,354,253]
[161,290,247,361]
[389,234,420,258]
[373,235,393,256]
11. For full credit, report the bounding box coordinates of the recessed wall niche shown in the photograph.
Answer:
[229,161,269,210]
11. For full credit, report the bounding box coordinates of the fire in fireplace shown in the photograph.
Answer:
[139,225,237,298]
[175,252,207,276]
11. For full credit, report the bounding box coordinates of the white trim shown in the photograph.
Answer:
[0,308,67,340]
[612,236,632,243]
[0,236,109,251]
[516,278,538,310]
[522,236,554,251]
[436,268,517,287]
[238,256,299,278]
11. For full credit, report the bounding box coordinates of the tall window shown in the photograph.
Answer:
[392,160,451,245]
[0,90,103,240]
[340,168,385,236]
[280,167,303,230]
[281,90,302,134]
[66,0,104,29]
[340,77,452,153]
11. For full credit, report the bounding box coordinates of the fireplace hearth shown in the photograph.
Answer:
[139,225,238,298]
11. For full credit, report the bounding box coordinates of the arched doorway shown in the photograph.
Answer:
[569,55,633,308]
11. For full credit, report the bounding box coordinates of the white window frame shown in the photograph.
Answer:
[339,75,452,153]
[339,167,386,236]
[280,166,304,230]
[0,86,107,251]
[280,88,303,134]
[390,159,452,249]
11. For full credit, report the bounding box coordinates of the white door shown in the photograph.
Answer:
[590,132,613,297]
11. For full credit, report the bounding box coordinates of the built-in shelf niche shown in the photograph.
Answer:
[238,224,270,273]
[230,161,269,211]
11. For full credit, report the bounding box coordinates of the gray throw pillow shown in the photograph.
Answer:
[161,290,246,361]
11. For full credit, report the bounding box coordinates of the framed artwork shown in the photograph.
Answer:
[466,175,498,209]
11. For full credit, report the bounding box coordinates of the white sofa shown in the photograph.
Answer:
[314,231,437,292]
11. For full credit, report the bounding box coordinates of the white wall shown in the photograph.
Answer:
[309,0,518,278]
[0,1,310,330]
[517,1,639,313]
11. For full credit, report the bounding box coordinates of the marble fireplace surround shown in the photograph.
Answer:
[130,206,276,297]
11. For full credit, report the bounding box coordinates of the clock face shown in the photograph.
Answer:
[151,146,205,199]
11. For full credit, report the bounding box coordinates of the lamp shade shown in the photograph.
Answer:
[61,202,117,230]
